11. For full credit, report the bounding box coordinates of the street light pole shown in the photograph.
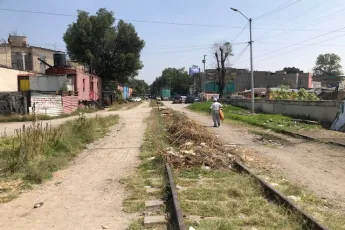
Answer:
[231,7,255,113]
[249,18,254,113]
[202,55,206,73]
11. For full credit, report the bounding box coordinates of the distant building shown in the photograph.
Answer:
[234,70,312,92]
[0,35,57,73]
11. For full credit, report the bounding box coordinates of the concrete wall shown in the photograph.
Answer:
[30,75,73,92]
[0,92,27,115]
[228,99,340,123]
[0,45,11,67]
[0,67,32,91]
[31,47,54,73]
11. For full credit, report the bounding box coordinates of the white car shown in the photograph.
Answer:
[132,97,142,102]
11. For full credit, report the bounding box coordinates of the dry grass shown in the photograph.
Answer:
[0,108,100,123]
[160,109,308,229]
[161,109,238,170]
[122,109,169,229]
[261,176,345,230]
[0,114,118,203]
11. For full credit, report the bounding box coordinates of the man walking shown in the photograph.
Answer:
[210,98,222,127]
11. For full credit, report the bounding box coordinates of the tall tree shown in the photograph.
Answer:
[129,79,149,96]
[213,41,233,98]
[283,67,303,74]
[63,8,145,83]
[313,53,343,76]
[150,68,192,96]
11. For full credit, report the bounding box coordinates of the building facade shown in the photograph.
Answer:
[0,35,56,74]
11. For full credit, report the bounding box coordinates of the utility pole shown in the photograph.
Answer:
[231,7,255,113]
[202,55,206,72]
[202,55,207,93]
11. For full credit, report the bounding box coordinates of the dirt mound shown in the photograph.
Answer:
[161,109,237,170]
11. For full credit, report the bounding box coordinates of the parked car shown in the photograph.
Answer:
[132,97,142,102]
[185,96,195,104]
[181,96,186,103]
[173,96,183,104]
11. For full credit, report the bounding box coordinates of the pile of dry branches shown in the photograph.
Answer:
[161,109,237,170]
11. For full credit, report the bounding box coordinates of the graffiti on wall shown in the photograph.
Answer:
[0,92,27,115]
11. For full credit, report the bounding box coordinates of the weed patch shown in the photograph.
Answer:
[188,102,321,133]
[0,114,118,202]
[0,108,100,123]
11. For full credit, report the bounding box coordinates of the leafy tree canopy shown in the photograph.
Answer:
[283,67,303,74]
[150,68,192,96]
[63,8,145,83]
[313,53,343,76]
[129,79,149,96]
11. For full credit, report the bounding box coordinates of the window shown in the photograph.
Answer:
[83,79,85,92]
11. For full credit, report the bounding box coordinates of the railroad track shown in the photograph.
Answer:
[165,160,329,230]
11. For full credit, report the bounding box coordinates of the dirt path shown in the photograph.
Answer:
[163,102,345,209]
[0,103,151,230]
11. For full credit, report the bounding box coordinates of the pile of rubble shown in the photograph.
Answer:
[161,109,238,170]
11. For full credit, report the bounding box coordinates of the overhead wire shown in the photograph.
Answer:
[236,31,345,66]
[254,1,326,41]
[237,25,345,65]
[232,44,250,65]
[254,33,345,64]
[256,1,345,42]
[254,0,301,20]
[232,22,248,43]
[0,7,344,33]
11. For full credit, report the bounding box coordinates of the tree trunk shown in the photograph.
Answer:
[218,48,227,98]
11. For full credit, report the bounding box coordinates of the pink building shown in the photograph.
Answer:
[76,71,102,102]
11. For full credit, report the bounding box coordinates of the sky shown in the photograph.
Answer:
[1,0,345,84]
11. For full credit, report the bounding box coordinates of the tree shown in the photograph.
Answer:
[283,67,303,74]
[213,41,233,98]
[63,8,145,83]
[313,53,343,76]
[150,68,192,96]
[129,79,149,96]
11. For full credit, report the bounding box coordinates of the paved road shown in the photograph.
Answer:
[163,102,345,209]
[0,103,151,230]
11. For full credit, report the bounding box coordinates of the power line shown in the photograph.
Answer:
[232,44,250,65]
[256,1,345,42]
[1,7,345,33]
[153,42,248,54]
[256,40,345,47]
[232,22,248,43]
[237,31,345,65]
[254,1,326,41]
[244,25,345,63]
[254,0,302,20]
